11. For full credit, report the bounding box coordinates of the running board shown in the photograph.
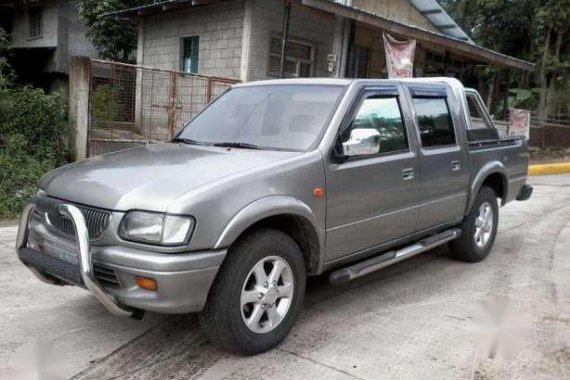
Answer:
[329,228,462,285]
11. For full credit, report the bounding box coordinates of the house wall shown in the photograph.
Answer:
[10,0,97,75]
[247,0,337,81]
[140,0,246,79]
[11,0,59,49]
[352,0,438,32]
[65,1,98,63]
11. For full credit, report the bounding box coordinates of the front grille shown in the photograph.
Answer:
[93,263,120,287]
[46,206,111,239]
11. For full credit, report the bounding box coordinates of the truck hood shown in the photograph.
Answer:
[40,143,300,212]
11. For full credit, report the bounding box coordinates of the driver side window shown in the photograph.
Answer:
[343,96,408,154]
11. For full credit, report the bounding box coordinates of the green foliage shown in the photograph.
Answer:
[440,0,570,119]
[508,88,539,109]
[0,87,68,218]
[0,28,13,89]
[92,84,120,123]
[77,0,156,62]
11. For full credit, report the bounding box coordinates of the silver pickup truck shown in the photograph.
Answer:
[16,78,532,354]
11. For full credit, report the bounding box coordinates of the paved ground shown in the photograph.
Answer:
[1,175,569,380]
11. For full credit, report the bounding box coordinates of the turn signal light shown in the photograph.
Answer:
[135,276,157,291]
[313,187,325,198]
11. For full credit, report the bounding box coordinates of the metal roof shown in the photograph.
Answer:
[409,0,473,43]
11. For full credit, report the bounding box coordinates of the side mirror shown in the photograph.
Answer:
[341,128,381,157]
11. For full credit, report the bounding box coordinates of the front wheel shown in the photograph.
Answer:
[449,186,499,262]
[200,229,306,355]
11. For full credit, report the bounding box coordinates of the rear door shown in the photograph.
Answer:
[324,85,420,262]
[405,85,470,231]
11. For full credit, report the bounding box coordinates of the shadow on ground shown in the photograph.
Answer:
[74,246,450,379]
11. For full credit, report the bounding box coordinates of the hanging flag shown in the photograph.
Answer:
[383,33,416,78]
[509,109,531,139]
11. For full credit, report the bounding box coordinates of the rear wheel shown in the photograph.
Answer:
[449,186,499,262]
[200,229,306,355]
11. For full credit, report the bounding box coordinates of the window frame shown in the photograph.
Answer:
[268,35,315,78]
[28,7,43,39]
[411,95,457,149]
[465,89,495,130]
[336,87,410,160]
[180,36,200,74]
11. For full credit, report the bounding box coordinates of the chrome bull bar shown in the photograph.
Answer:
[16,201,135,318]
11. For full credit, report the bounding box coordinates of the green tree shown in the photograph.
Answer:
[0,28,13,88]
[77,0,155,62]
[439,0,570,121]
[0,27,68,218]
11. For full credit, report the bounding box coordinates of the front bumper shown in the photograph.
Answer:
[16,197,225,316]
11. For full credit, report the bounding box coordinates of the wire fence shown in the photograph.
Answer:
[88,59,239,156]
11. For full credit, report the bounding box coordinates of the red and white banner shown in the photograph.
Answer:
[383,33,416,78]
[509,108,530,139]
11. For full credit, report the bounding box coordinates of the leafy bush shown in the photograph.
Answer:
[0,87,68,218]
[92,83,120,124]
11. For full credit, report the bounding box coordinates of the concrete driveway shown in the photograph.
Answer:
[1,175,569,380]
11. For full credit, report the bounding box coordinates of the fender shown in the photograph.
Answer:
[467,161,509,213]
[213,196,326,271]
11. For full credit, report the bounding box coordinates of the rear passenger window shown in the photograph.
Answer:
[413,97,456,147]
[346,96,408,154]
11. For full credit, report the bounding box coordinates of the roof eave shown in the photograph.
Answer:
[107,0,224,18]
[303,0,535,72]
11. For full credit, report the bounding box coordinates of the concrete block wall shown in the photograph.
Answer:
[140,0,246,79]
[247,0,337,81]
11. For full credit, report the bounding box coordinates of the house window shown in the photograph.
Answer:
[181,36,199,74]
[268,36,314,78]
[29,7,42,38]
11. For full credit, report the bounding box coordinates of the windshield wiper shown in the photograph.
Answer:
[213,142,263,150]
[172,138,208,146]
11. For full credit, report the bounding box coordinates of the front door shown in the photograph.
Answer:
[406,85,470,231]
[325,86,419,262]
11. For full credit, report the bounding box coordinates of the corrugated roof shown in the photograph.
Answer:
[409,0,473,43]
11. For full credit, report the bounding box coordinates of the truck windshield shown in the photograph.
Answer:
[176,84,344,151]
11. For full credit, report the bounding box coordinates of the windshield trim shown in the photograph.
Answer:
[173,84,349,152]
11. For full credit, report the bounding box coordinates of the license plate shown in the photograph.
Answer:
[43,240,79,266]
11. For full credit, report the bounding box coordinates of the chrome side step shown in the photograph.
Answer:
[329,228,462,284]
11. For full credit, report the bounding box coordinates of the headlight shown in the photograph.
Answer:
[119,211,195,246]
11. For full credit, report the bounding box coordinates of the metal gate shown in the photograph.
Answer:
[88,59,239,156]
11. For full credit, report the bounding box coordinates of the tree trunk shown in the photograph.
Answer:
[538,28,551,125]
[546,30,565,118]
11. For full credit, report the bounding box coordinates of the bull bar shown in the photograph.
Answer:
[16,199,137,319]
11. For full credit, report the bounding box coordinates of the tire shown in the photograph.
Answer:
[449,186,499,262]
[200,228,306,355]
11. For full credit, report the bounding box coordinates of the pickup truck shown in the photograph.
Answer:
[16,78,532,354]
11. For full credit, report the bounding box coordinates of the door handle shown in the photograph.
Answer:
[451,160,461,171]
[402,168,415,181]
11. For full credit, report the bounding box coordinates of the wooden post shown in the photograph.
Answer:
[68,56,91,160]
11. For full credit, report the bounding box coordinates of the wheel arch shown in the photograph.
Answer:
[467,161,508,214]
[213,196,325,275]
